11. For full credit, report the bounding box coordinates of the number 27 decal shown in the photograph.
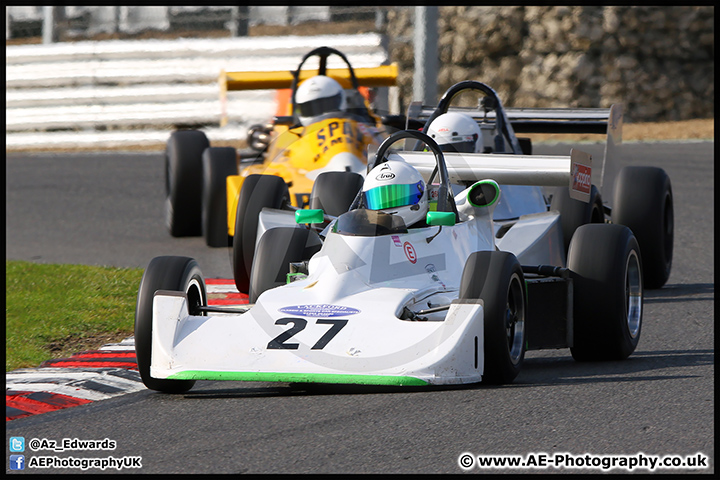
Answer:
[267,318,348,350]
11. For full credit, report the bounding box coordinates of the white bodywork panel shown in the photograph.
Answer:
[150,147,584,385]
[152,219,492,385]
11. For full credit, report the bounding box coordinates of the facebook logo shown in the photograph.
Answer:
[9,455,25,470]
[9,437,25,452]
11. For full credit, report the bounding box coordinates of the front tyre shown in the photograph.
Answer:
[135,256,206,393]
[459,251,526,384]
[249,227,322,304]
[232,174,290,293]
[568,224,643,361]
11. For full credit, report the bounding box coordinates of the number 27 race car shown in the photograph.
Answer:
[135,79,675,393]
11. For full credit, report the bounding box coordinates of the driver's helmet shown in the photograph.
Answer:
[427,112,483,153]
[295,75,347,126]
[362,160,428,227]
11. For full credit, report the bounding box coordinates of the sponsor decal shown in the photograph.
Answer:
[403,242,417,264]
[572,163,592,195]
[278,304,360,318]
[376,172,395,181]
[392,235,402,247]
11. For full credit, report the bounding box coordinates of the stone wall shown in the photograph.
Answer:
[384,6,714,122]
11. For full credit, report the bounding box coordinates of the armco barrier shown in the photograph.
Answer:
[6,33,391,151]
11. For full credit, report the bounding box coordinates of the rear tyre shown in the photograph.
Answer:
[202,147,238,247]
[249,227,322,304]
[135,256,206,393]
[612,166,673,289]
[550,185,604,254]
[568,224,643,361]
[459,251,526,384]
[310,171,364,217]
[232,175,290,293]
[165,130,209,237]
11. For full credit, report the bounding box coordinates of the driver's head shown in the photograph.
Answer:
[362,160,428,228]
[427,112,483,153]
[295,75,347,126]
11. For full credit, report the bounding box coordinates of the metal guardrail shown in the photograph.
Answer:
[6,33,390,151]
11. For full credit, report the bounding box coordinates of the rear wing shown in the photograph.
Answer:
[219,64,398,127]
[407,103,622,136]
[221,64,398,91]
[405,102,623,199]
[388,148,595,203]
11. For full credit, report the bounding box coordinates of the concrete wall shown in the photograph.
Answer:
[384,6,714,122]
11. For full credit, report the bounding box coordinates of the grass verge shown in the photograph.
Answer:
[6,260,143,372]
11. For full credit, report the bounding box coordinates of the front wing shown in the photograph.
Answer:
[150,290,484,386]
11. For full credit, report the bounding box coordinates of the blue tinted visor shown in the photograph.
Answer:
[364,181,425,210]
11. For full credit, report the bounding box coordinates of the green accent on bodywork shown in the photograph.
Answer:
[467,180,500,208]
[295,209,324,224]
[286,272,308,284]
[168,370,429,386]
[426,211,456,226]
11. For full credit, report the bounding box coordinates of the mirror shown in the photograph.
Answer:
[426,211,456,226]
[295,209,324,224]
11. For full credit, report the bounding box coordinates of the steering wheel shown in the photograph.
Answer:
[350,130,457,217]
[289,46,363,119]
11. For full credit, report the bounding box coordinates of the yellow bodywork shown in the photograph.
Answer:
[226,116,381,235]
[220,63,398,236]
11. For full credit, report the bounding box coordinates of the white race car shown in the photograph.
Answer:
[135,90,652,392]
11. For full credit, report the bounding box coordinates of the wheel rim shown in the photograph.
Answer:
[505,273,525,364]
[625,250,642,338]
[186,277,206,316]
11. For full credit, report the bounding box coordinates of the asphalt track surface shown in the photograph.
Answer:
[6,141,714,474]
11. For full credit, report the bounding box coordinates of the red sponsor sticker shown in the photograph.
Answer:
[403,242,417,264]
[572,163,592,195]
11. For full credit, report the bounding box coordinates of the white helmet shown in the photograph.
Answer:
[427,112,483,153]
[295,75,347,126]
[362,160,428,228]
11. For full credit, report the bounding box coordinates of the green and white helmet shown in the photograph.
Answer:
[427,112,483,153]
[362,160,428,227]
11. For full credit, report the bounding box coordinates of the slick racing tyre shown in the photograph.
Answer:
[310,171,365,217]
[550,184,604,254]
[135,256,206,393]
[568,224,643,361]
[232,174,290,293]
[202,147,238,247]
[165,130,209,237]
[459,251,527,384]
[612,166,673,289]
[249,227,322,304]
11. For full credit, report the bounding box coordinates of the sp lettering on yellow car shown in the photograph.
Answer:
[163,47,397,241]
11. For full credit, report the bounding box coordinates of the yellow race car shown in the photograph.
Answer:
[164,46,399,292]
